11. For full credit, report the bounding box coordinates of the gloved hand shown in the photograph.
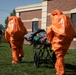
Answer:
[41,37,46,43]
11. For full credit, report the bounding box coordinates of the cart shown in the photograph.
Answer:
[24,29,56,68]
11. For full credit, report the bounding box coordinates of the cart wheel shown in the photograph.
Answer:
[34,52,40,68]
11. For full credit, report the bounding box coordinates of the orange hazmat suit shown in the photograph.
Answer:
[46,10,75,75]
[5,16,28,64]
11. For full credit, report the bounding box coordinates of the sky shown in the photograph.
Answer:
[0,0,41,25]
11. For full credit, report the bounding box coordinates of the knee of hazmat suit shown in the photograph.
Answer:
[5,16,28,63]
[46,9,76,75]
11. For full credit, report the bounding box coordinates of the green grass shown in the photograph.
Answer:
[0,43,76,75]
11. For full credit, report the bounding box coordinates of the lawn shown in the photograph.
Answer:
[0,42,76,75]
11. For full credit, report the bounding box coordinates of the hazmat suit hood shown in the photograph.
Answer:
[50,9,63,25]
[7,16,27,35]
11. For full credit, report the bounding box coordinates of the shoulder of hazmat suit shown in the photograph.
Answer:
[5,16,28,43]
[46,9,76,50]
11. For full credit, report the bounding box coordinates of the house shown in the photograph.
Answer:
[15,0,76,49]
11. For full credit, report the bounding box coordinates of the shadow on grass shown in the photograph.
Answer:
[20,61,34,64]
[39,64,54,69]
[20,61,54,68]
[65,63,76,75]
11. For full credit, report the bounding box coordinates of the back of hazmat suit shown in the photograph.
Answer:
[5,16,28,64]
[46,10,75,75]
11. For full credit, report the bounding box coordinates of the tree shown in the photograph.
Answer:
[5,9,16,28]
[5,17,8,28]
[0,24,4,30]
[10,9,16,16]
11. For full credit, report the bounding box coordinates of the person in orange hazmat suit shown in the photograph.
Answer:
[46,9,76,75]
[5,16,28,64]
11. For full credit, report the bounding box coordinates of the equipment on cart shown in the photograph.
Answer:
[24,29,56,68]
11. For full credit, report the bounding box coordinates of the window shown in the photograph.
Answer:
[32,21,38,32]
[71,13,76,38]
[71,13,76,28]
